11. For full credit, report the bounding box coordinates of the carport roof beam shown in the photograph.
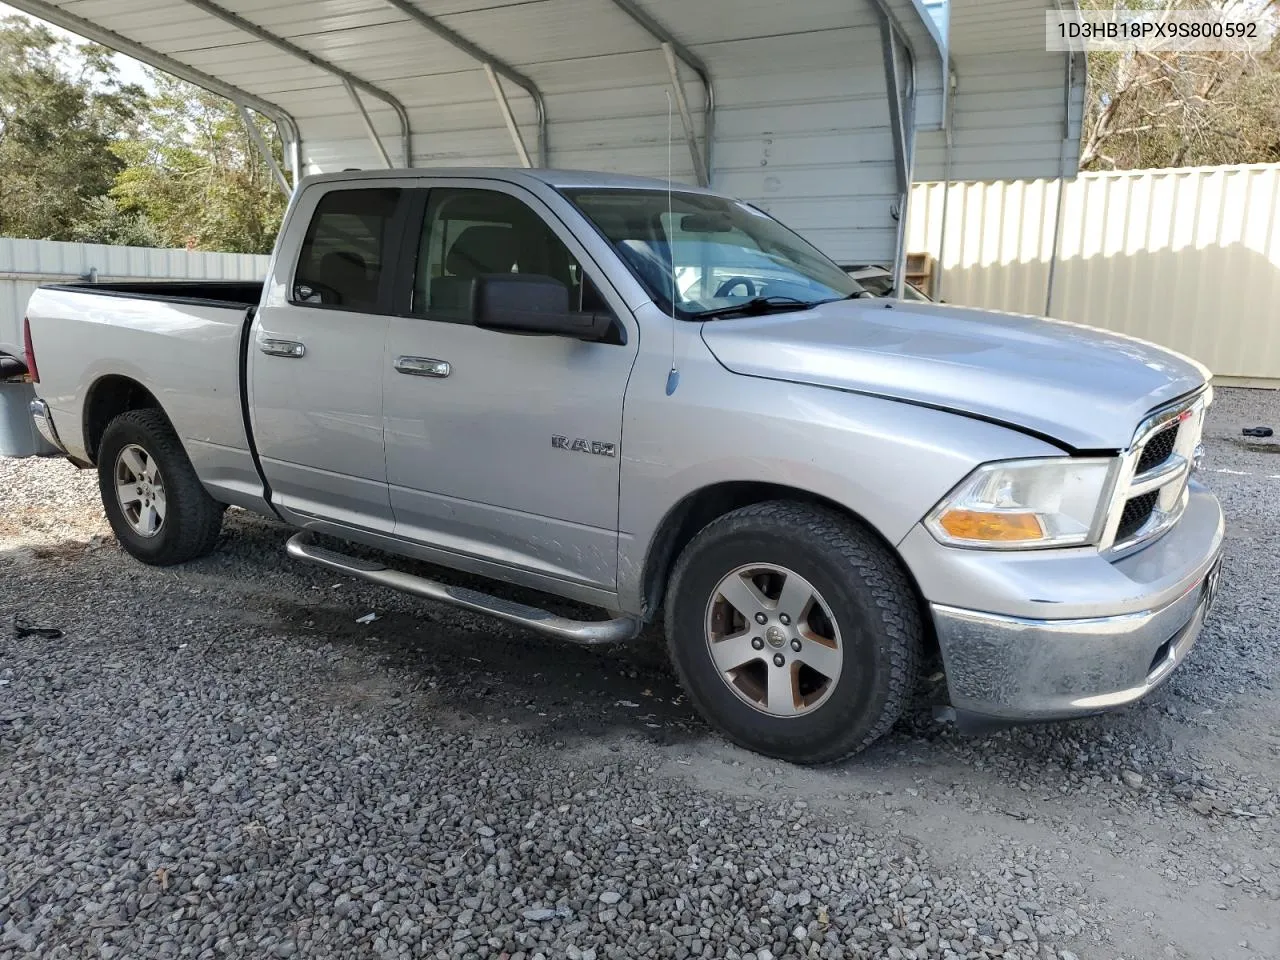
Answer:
[870,0,924,78]
[344,81,394,169]
[237,103,292,195]
[3,0,302,162]
[660,43,706,187]
[609,0,715,185]
[1045,0,1079,317]
[879,19,910,200]
[178,0,413,168]
[483,65,532,168]
[283,126,302,186]
[380,0,548,168]
[875,6,916,300]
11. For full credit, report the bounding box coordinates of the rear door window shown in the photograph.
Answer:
[293,188,403,313]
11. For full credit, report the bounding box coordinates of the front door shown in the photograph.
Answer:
[249,183,408,533]
[383,182,639,589]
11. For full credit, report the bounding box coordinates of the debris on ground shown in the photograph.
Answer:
[10,615,63,639]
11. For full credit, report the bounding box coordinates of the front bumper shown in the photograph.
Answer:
[910,481,1224,721]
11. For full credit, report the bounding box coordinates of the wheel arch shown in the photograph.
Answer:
[638,481,936,654]
[82,374,167,465]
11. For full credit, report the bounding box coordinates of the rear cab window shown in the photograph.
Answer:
[292,188,403,313]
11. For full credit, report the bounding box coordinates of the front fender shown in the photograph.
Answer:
[616,333,1062,612]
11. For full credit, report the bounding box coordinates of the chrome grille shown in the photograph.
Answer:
[1135,422,1178,474]
[1115,491,1159,542]
[1101,388,1211,555]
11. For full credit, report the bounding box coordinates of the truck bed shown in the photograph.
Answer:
[24,281,267,511]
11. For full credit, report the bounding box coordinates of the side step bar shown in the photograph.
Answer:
[285,532,642,646]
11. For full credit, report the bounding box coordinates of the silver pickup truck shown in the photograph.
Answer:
[21,168,1224,764]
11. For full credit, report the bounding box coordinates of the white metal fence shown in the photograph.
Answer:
[908,163,1280,385]
[0,238,270,352]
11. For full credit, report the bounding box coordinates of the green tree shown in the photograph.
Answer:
[69,195,161,247]
[109,71,286,254]
[0,15,146,239]
[1080,0,1280,170]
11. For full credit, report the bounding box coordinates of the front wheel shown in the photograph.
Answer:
[665,501,922,764]
[97,409,225,566]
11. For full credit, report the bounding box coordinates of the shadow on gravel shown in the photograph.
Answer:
[170,511,710,751]
[269,595,705,746]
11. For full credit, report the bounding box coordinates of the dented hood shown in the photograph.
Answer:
[699,299,1209,450]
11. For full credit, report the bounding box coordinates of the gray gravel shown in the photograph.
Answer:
[2,387,1279,960]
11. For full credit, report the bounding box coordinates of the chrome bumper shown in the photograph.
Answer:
[926,484,1225,722]
[934,554,1221,720]
[29,398,67,454]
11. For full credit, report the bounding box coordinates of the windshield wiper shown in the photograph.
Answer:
[691,296,819,320]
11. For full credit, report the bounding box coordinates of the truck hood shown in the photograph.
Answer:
[699,299,1210,450]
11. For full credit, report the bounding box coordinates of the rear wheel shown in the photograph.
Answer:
[665,501,921,764]
[97,409,224,565]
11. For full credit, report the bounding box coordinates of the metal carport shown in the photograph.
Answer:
[8,0,1083,275]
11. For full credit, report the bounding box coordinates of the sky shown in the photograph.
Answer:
[0,2,156,90]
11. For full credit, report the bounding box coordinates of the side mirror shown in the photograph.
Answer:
[472,274,614,342]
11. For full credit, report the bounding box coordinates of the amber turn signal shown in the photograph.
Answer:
[936,509,1044,543]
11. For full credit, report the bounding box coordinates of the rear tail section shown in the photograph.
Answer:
[22,315,40,383]
[1,315,59,457]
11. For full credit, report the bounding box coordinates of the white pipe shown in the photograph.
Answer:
[1046,1,1077,316]
[238,104,291,196]
[935,72,956,302]
[661,42,708,187]
[880,18,916,299]
[483,64,532,168]
[344,80,393,169]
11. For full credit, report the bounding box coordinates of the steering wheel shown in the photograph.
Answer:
[714,277,759,299]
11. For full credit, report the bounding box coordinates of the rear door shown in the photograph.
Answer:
[249,182,411,532]
[382,181,639,589]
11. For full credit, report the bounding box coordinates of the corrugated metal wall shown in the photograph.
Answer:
[914,0,1084,183]
[908,163,1280,383]
[0,238,270,352]
[713,16,904,263]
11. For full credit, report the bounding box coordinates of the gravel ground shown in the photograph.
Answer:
[2,387,1278,960]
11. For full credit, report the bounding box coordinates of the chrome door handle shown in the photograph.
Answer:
[259,338,306,358]
[395,356,450,378]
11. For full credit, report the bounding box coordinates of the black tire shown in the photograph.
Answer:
[665,500,921,764]
[97,408,225,566]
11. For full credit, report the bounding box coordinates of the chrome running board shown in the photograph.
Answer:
[285,532,642,646]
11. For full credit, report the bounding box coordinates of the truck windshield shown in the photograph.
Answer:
[563,188,863,319]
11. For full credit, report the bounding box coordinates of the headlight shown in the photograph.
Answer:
[925,458,1117,549]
